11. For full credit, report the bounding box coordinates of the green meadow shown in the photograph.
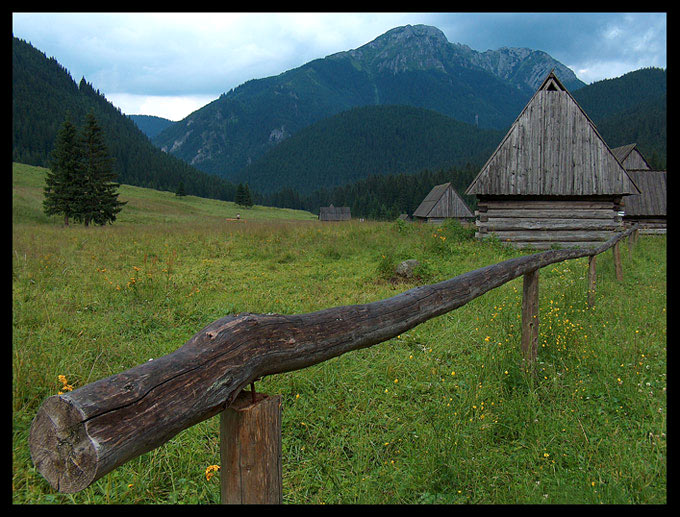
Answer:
[12,162,666,504]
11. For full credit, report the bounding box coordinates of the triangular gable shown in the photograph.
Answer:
[611,143,653,170]
[466,70,640,197]
[414,182,473,218]
[414,183,448,217]
[611,143,637,164]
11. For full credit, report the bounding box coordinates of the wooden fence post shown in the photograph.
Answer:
[628,231,635,255]
[219,390,282,504]
[521,269,539,364]
[587,255,597,307]
[613,241,623,281]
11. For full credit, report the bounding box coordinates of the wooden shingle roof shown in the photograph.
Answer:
[413,182,473,219]
[466,71,640,197]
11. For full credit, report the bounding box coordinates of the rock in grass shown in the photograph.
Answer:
[395,259,420,278]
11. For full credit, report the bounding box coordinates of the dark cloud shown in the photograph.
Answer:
[429,12,666,82]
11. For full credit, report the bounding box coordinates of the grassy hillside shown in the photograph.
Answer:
[12,162,317,226]
[13,162,666,504]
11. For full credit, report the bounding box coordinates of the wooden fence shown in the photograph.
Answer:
[29,226,639,502]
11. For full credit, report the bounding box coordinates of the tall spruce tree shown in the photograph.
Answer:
[78,111,126,225]
[242,183,253,208]
[43,114,80,225]
[175,180,186,197]
[235,183,246,207]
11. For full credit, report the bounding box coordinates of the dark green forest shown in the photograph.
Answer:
[235,105,503,194]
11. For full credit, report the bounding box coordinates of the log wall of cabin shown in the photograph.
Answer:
[624,217,666,234]
[475,197,624,249]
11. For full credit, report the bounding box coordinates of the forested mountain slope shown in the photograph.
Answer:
[236,104,504,194]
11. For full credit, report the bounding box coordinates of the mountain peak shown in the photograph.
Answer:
[329,24,583,92]
[378,24,449,44]
[329,24,451,74]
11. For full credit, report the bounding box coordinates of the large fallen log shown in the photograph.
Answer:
[29,230,633,494]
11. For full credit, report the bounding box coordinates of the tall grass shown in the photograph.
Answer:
[12,163,666,504]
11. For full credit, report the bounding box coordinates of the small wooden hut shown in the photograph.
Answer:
[319,205,351,221]
[611,144,666,234]
[465,71,640,249]
[413,182,474,224]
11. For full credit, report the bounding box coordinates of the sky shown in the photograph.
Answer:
[12,12,667,121]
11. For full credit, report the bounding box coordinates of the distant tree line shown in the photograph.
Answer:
[44,112,125,226]
[255,164,479,220]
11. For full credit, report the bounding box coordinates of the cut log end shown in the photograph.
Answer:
[29,395,98,494]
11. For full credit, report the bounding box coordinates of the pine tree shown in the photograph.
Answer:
[235,183,246,207]
[242,183,254,208]
[176,180,186,197]
[78,111,126,225]
[43,114,80,225]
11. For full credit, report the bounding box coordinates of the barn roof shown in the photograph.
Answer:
[465,70,640,197]
[623,170,666,217]
[413,182,474,219]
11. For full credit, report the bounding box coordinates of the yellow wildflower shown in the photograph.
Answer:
[57,375,74,394]
[205,465,220,481]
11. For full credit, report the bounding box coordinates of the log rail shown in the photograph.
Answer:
[29,226,638,495]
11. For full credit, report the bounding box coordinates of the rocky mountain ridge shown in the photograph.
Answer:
[328,25,584,93]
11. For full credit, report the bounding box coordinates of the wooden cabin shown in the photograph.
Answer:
[465,71,640,250]
[612,144,666,234]
[413,182,474,224]
[319,205,351,221]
